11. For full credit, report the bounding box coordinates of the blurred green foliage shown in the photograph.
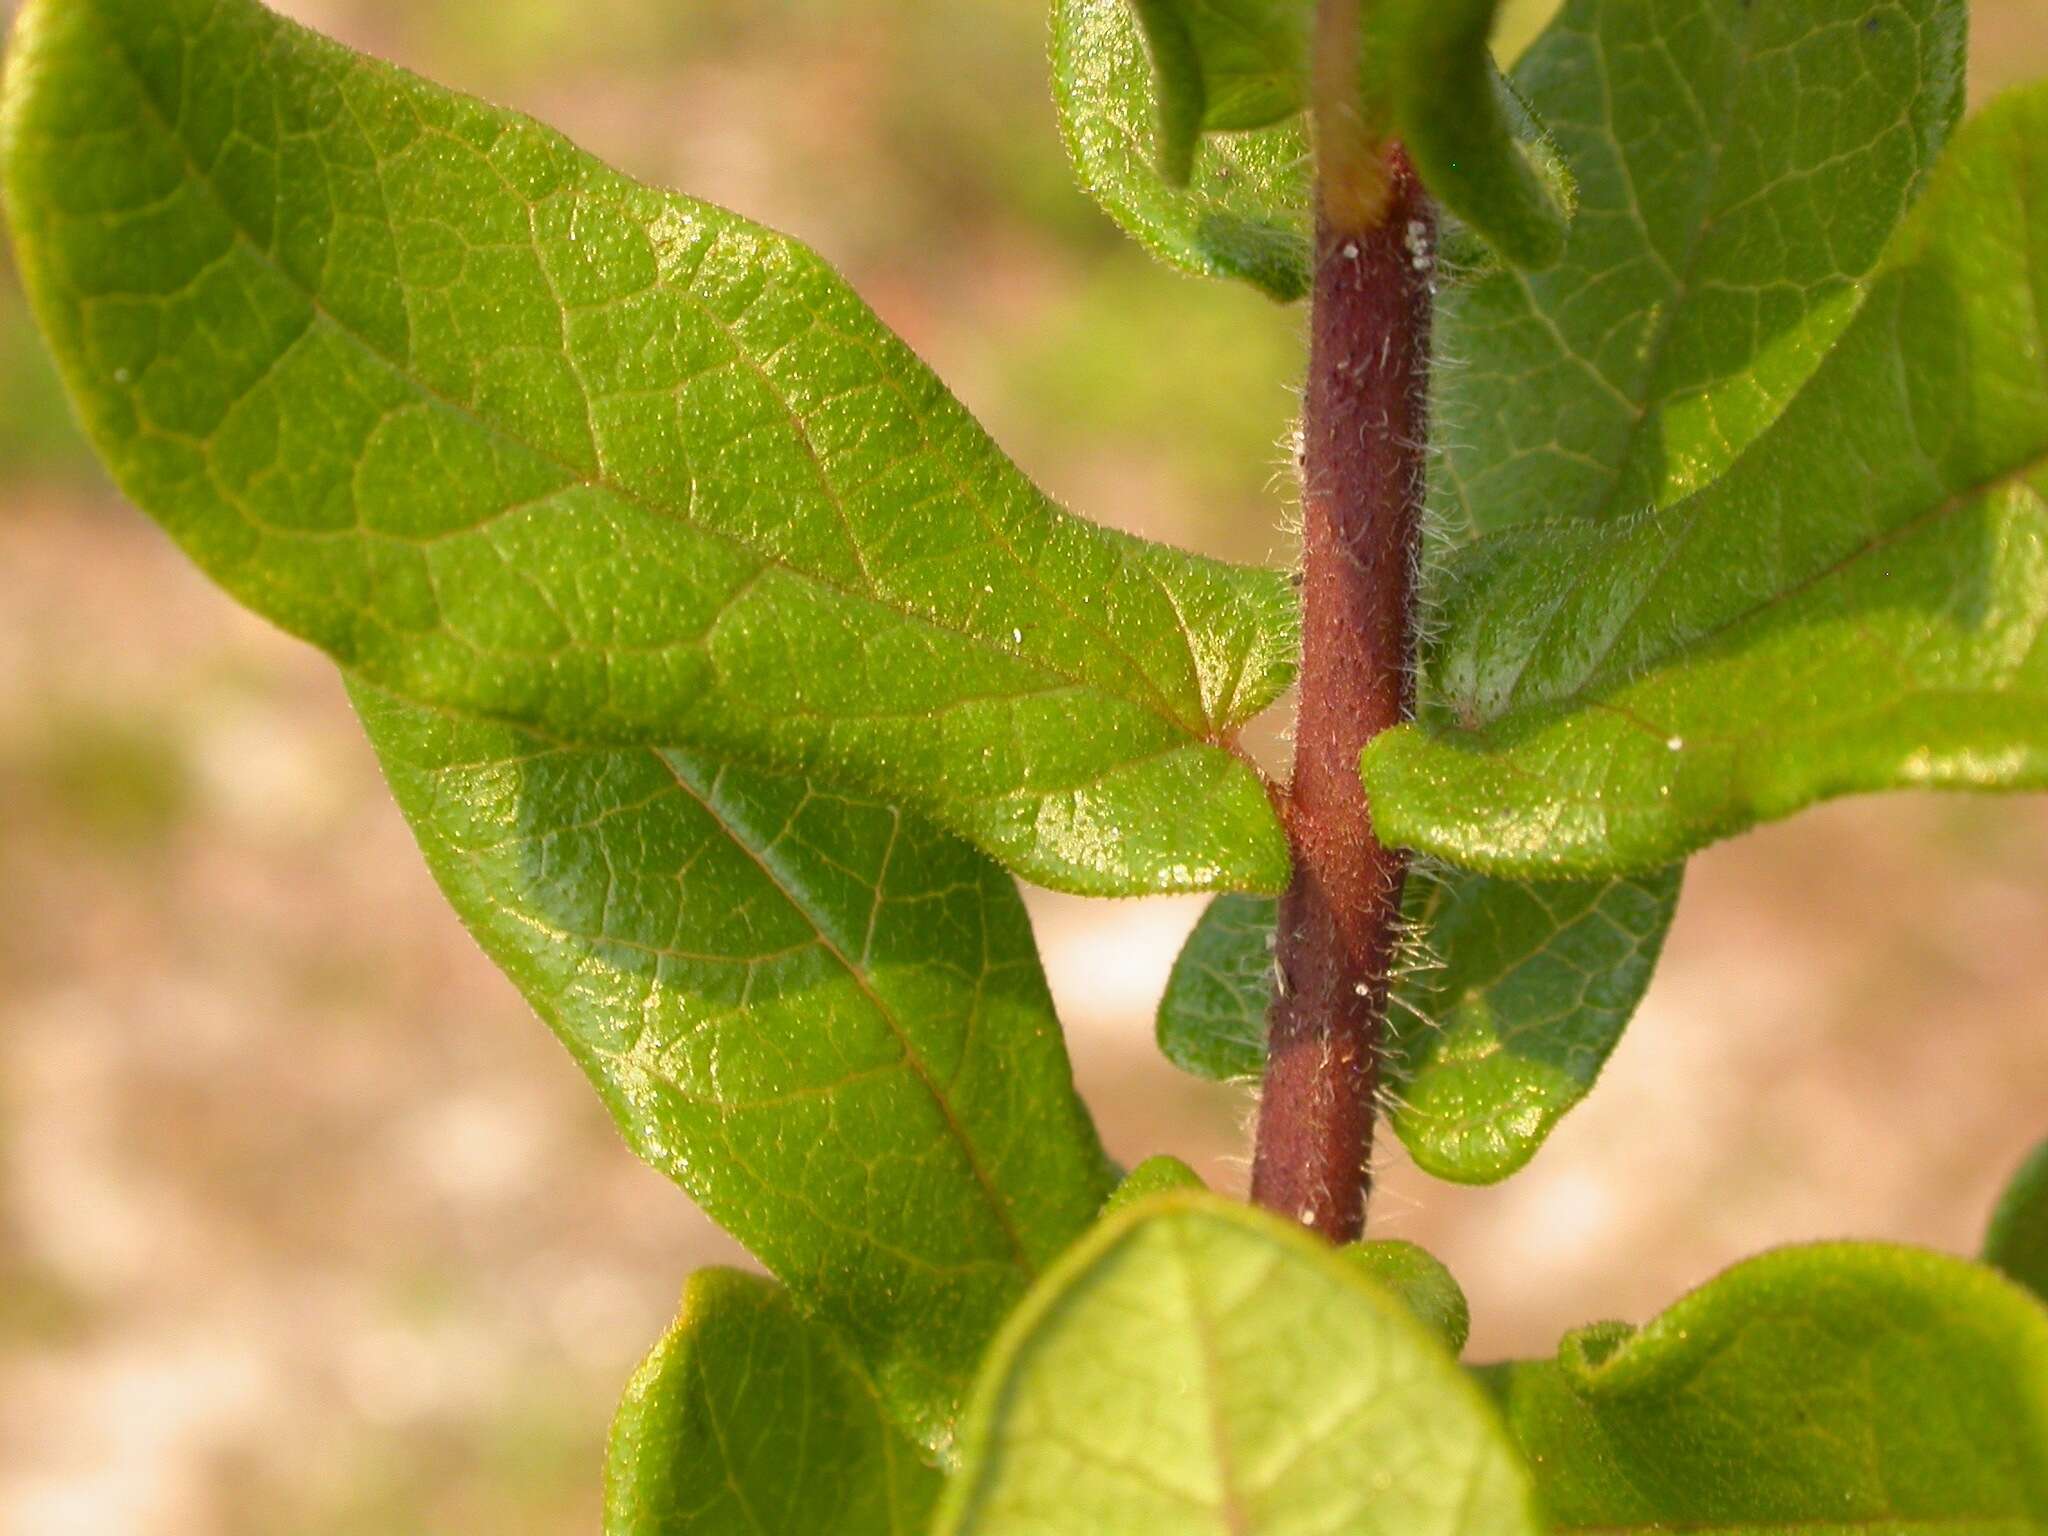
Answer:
[0,712,193,853]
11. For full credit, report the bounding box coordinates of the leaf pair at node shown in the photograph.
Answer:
[1117,0,1571,269]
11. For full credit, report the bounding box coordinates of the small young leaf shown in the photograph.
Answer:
[0,0,1297,897]
[1125,0,1209,186]
[1987,1138,2048,1304]
[1343,1238,1470,1353]
[1052,0,1313,301]
[353,685,1112,1451]
[1127,0,1312,184]
[1481,1244,2048,1531]
[1156,868,1680,1181]
[1433,0,1967,536]
[1369,84,2048,878]
[935,1194,1541,1536]
[1363,0,1571,270]
[1104,1153,1207,1213]
[606,1270,940,1536]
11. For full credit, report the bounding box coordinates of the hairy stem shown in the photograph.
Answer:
[1249,152,1434,1243]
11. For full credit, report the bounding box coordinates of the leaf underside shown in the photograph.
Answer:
[1157,864,1680,1183]
[935,1195,1540,1536]
[354,683,1111,1450]
[1052,0,1313,301]
[606,1270,940,1536]
[1481,1244,2048,1532]
[0,0,1298,898]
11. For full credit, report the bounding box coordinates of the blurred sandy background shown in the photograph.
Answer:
[1,0,2044,1529]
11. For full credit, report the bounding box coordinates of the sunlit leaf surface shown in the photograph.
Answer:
[0,0,1299,897]
[936,1196,1539,1536]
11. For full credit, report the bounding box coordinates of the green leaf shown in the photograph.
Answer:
[1364,0,1572,271]
[0,0,1297,898]
[1988,1139,2048,1304]
[1155,891,1273,1082]
[935,1194,1541,1536]
[606,1270,941,1536]
[1480,1243,2048,1532]
[1104,1153,1207,1213]
[1368,83,2048,878]
[1126,0,1311,185]
[1343,1239,1470,1353]
[1050,0,1571,296]
[1391,866,1680,1180]
[1433,0,1967,536]
[1052,0,1313,301]
[1156,868,1679,1182]
[352,683,1112,1451]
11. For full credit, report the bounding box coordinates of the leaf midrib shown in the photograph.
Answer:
[653,750,1037,1273]
[370,677,1043,1275]
[86,2,1241,748]
[1170,1222,1256,1536]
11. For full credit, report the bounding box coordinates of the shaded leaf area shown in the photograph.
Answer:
[354,684,1112,1451]
[1157,867,1678,1182]
[1154,890,1274,1082]
[1362,0,1571,271]
[1480,1244,2048,1532]
[1988,1138,2048,1303]
[1343,1238,1470,1353]
[1369,85,2048,877]
[605,1270,939,1536]
[1433,0,1967,536]
[1125,0,1310,184]
[0,0,1298,896]
[1052,0,1313,301]
[936,1195,1539,1536]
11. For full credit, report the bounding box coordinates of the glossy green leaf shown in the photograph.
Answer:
[1127,0,1311,184]
[1988,1139,2048,1304]
[1364,0,1571,271]
[1432,0,1967,536]
[935,1194,1541,1536]
[1343,1238,1470,1353]
[1052,0,1313,301]
[1480,1244,2048,1532]
[1156,867,1679,1181]
[1104,1153,1207,1213]
[606,1270,940,1536]
[1368,84,2048,878]
[353,683,1112,1451]
[0,0,1297,897]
